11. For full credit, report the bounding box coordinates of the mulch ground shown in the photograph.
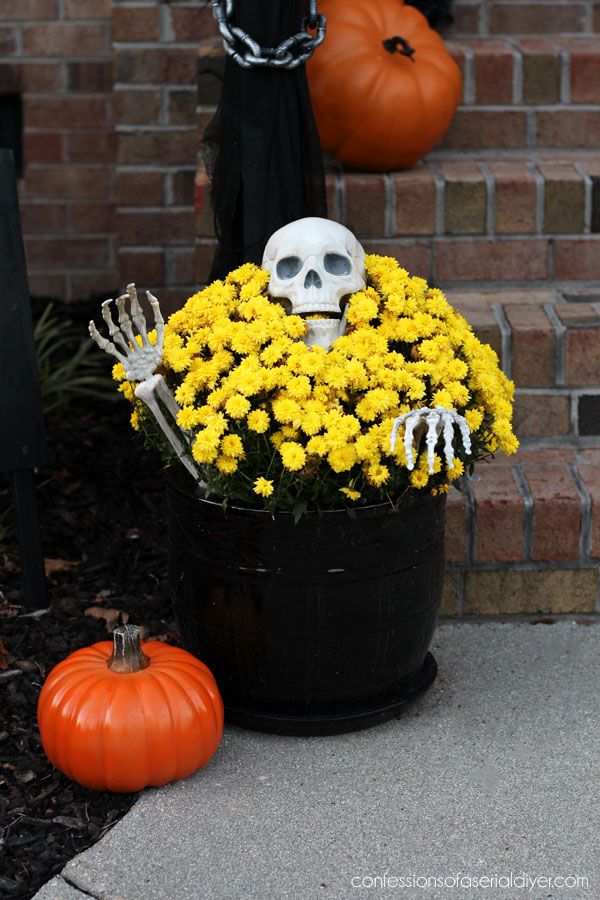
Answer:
[1,301,177,899]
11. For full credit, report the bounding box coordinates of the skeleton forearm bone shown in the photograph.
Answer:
[390,406,472,474]
[89,284,200,481]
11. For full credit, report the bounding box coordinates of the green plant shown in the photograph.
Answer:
[34,303,116,414]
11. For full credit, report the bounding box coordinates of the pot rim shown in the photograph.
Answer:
[165,466,444,519]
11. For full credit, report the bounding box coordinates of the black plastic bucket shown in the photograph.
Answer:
[167,470,445,735]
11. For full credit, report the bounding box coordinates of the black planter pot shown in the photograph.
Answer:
[167,470,446,736]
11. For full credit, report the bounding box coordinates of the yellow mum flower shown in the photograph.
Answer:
[247,409,270,433]
[328,444,358,473]
[220,434,244,459]
[279,441,307,471]
[447,459,465,480]
[215,455,238,475]
[130,410,139,431]
[253,477,274,497]
[365,463,390,487]
[225,394,251,419]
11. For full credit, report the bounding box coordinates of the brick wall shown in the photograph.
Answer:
[0,0,217,305]
[1,0,115,302]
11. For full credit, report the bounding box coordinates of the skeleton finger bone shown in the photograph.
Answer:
[390,406,472,475]
[88,319,126,364]
[101,300,129,354]
[127,283,150,348]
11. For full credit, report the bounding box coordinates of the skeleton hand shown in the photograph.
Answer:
[89,283,164,382]
[390,406,472,474]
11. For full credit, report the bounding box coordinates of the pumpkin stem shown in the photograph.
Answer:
[108,625,150,674]
[382,36,416,62]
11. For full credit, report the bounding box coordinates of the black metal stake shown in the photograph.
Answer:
[0,149,48,610]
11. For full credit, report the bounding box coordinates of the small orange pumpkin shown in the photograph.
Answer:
[308,0,462,171]
[38,625,224,792]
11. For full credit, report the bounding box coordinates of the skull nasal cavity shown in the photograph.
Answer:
[304,269,322,289]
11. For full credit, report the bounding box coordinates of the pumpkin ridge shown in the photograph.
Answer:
[61,671,113,782]
[163,663,223,738]
[146,668,184,779]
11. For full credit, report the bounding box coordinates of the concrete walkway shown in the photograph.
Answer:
[34,622,599,900]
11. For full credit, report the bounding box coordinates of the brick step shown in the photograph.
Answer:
[195,160,600,285]
[443,446,600,617]
[444,290,600,441]
[448,1,598,37]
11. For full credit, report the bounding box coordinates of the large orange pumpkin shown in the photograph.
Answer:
[38,625,224,792]
[308,0,462,171]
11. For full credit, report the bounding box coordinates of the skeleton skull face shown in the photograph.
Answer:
[262,217,366,349]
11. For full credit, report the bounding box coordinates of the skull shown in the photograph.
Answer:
[262,217,366,350]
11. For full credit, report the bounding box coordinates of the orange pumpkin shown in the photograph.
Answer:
[308,0,462,171]
[38,625,224,792]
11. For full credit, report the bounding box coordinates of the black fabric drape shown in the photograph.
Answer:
[204,0,327,281]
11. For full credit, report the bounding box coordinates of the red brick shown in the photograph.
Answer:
[555,303,600,325]
[489,3,587,34]
[112,7,159,42]
[168,89,196,126]
[196,240,218,284]
[536,110,600,148]
[2,0,57,20]
[513,393,570,438]
[539,163,585,234]
[452,301,502,359]
[25,236,109,269]
[435,239,548,282]
[496,447,577,466]
[524,465,581,561]
[24,97,109,129]
[20,202,67,234]
[67,133,115,164]
[115,48,196,85]
[28,274,67,300]
[23,133,63,165]
[64,0,110,18]
[489,162,536,234]
[440,110,528,150]
[505,304,555,387]
[442,162,486,235]
[116,171,164,207]
[473,465,525,562]
[114,90,161,126]
[169,6,219,42]
[117,210,195,246]
[70,202,114,233]
[578,465,600,557]
[343,175,387,238]
[67,61,113,93]
[23,166,110,200]
[172,170,195,207]
[68,270,119,302]
[362,241,431,280]
[449,2,482,35]
[466,569,597,615]
[117,132,197,167]
[564,325,600,386]
[445,488,467,563]
[0,63,62,93]
[393,169,436,236]
[0,28,18,55]
[571,46,600,103]
[22,24,109,56]
[470,41,514,105]
[119,250,166,287]
[171,248,196,286]
[555,239,600,281]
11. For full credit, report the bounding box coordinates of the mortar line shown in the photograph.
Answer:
[462,44,476,105]
[384,173,396,238]
[560,49,571,104]
[510,44,523,105]
[491,303,512,379]
[543,302,566,387]
[433,166,445,236]
[479,162,495,236]
[570,464,592,563]
[512,465,534,562]
[574,162,593,234]
[334,168,345,225]
[529,161,545,234]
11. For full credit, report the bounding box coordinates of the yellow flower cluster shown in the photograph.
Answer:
[113,257,517,508]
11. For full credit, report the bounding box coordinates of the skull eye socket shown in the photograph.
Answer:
[276,256,302,279]
[324,253,352,276]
